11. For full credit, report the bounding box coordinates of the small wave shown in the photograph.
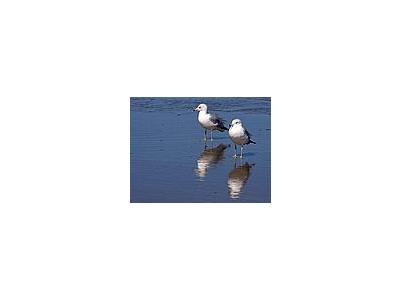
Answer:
[130,97,271,114]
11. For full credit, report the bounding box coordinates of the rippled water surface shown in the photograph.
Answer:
[130,97,271,203]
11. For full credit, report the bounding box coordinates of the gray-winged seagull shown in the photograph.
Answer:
[193,103,228,141]
[228,119,256,158]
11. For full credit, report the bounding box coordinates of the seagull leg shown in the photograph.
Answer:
[210,130,213,142]
[204,129,207,141]
[233,144,237,158]
[240,146,243,158]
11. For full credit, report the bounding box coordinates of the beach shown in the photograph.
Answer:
[130,97,271,203]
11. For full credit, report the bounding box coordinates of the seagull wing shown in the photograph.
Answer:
[209,113,225,124]
[210,113,228,131]
[244,127,256,144]
[244,127,252,138]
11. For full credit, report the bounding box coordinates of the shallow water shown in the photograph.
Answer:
[130,97,271,203]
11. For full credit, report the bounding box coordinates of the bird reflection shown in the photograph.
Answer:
[228,162,255,199]
[195,144,228,179]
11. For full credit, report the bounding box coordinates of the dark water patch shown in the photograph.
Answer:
[131,97,271,115]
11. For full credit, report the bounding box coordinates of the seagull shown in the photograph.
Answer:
[193,103,228,141]
[228,119,256,158]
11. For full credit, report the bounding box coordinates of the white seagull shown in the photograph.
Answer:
[193,103,228,141]
[228,119,256,158]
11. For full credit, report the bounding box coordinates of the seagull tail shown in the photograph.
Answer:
[249,139,256,144]
[216,125,228,132]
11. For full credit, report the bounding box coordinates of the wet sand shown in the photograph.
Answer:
[130,97,271,203]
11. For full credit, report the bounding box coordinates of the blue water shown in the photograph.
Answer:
[130,97,271,203]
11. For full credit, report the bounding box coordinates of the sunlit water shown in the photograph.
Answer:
[130,97,271,203]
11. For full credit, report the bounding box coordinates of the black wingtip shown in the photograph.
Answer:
[217,125,229,132]
[249,140,256,144]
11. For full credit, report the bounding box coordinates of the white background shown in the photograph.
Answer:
[1,0,399,299]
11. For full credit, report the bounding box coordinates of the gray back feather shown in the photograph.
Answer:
[210,113,225,125]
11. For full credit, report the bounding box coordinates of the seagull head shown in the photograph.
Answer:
[193,103,207,112]
[230,119,242,128]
